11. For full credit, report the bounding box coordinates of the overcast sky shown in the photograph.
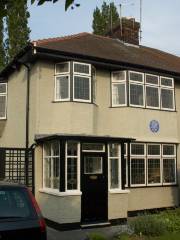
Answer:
[28,0,180,56]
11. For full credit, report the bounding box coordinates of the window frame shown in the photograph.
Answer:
[55,62,70,75]
[111,71,127,107]
[108,143,121,190]
[145,74,160,109]
[129,71,145,108]
[65,141,81,193]
[0,82,7,120]
[160,76,175,111]
[73,62,91,76]
[43,141,60,192]
[54,74,70,102]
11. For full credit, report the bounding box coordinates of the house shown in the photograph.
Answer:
[0,18,180,229]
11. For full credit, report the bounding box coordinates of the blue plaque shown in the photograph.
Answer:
[149,120,159,133]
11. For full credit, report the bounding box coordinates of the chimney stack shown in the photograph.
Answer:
[106,17,140,45]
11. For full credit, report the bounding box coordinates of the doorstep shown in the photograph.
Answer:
[81,221,111,229]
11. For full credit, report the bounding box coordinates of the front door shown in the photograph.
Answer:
[81,152,108,223]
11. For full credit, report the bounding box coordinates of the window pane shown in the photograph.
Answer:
[146,86,159,108]
[0,83,7,94]
[131,158,145,185]
[163,145,175,156]
[109,144,119,157]
[56,76,69,100]
[53,157,60,189]
[112,83,126,105]
[161,88,174,109]
[148,158,160,184]
[148,145,160,156]
[110,158,119,188]
[82,143,104,152]
[44,158,51,188]
[67,157,77,190]
[52,141,60,156]
[131,144,145,155]
[74,76,90,100]
[112,71,126,81]
[161,77,173,87]
[44,142,51,157]
[74,63,90,75]
[163,159,176,183]
[56,62,69,73]
[84,156,102,174]
[67,142,78,156]
[129,72,143,82]
[146,75,159,85]
[130,84,144,106]
[0,95,6,118]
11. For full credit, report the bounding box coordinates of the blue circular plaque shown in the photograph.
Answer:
[149,120,159,133]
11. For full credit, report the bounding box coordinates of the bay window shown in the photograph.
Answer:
[55,61,92,103]
[111,71,175,111]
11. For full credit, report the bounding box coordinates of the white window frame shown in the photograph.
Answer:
[0,83,7,120]
[108,143,121,190]
[43,141,60,193]
[55,62,70,75]
[160,77,175,111]
[73,75,92,103]
[130,143,146,187]
[124,143,128,187]
[147,144,162,186]
[54,74,70,101]
[129,71,145,108]
[145,74,160,109]
[73,62,91,76]
[65,141,81,193]
[162,144,176,185]
[82,143,105,152]
[111,71,127,107]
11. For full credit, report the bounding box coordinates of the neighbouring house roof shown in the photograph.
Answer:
[1,32,180,78]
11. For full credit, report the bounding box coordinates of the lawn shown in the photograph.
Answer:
[116,232,180,240]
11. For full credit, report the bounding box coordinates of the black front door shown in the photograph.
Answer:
[81,152,108,223]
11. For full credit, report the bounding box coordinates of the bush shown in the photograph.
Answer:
[114,232,130,240]
[158,209,180,232]
[129,214,167,237]
[87,232,107,240]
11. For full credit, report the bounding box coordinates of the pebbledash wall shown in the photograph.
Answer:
[0,59,179,224]
[33,60,179,224]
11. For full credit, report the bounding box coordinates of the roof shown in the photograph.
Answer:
[33,32,180,76]
[1,32,180,78]
[35,133,135,143]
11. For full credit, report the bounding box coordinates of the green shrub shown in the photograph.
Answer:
[87,232,107,240]
[114,232,130,240]
[158,209,180,232]
[129,214,167,237]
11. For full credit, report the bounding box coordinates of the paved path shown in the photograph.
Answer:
[47,225,127,240]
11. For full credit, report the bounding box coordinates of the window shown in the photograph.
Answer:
[73,62,91,102]
[147,144,161,185]
[162,144,176,184]
[124,143,128,187]
[111,71,175,111]
[130,143,146,186]
[130,143,176,187]
[129,71,144,107]
[43,141,60,190]
[82,143,105,152]
[145,74,160,109]
[111,71,127,106]
[0,83,7,119]
[108,143,121,189]
[84,156,102,174]
[55,62,70,101]
[66,141,80,191]
[55,61,93,103]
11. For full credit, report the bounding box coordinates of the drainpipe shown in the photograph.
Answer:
[23,63,30,187]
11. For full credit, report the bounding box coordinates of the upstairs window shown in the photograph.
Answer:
[111,70,175,111]
[0,83,7,119]
[55,61,92,103]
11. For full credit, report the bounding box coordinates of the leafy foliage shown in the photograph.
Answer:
[31,0,79,10]
[92,1,119,36]
[0,3,5,70]
[87,232,107,240]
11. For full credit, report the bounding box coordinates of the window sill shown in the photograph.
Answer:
[109,189,130,194]
[39,189,82,196]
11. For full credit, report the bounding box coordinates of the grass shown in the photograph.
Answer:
[115,232,180,240]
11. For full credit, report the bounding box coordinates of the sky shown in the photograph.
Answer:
[28,0,180,56]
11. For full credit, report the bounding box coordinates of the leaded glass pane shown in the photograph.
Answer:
[0,83,7,94]
[84,156,102,174]
[67,157,77,190]
[110,158,119,188]
[0,95,6,118]
[74,63,90,75]
[109,144,119,157]
[131,144,145,155]
[112,83,126,105]
[161,77,173,87]
[56,62,69,73]
[148,158,160,184]
[148,145,160,156]
[53,157,60,189]
[130,83,144,106]
[146,86,159,108]
[146,74,159,85]
[44,158,51,188]
[112,71,126,81]
[67,142,78,156]
[161,88,174,109]
[163,145,175,156]
[56,76,69,100]
[74,76,90,100]
[163,159,176,183]
[129,72,143,82]
[131,158,145,185]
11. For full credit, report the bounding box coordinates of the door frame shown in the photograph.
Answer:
[80,143,108,223]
